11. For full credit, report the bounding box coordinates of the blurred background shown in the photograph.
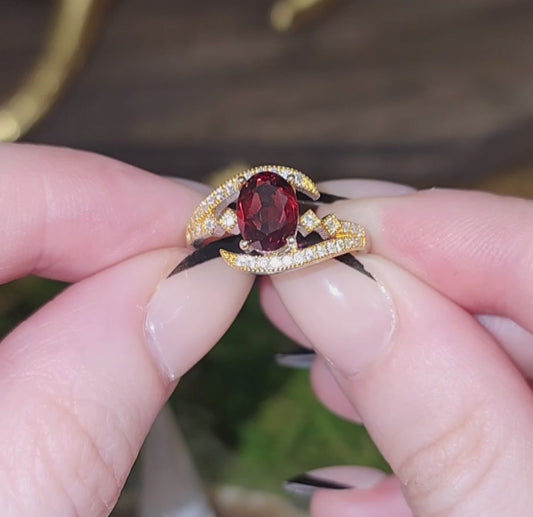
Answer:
[1,0,533,515]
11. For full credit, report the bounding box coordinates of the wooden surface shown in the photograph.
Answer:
[1,0,533,185]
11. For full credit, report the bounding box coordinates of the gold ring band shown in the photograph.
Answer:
[186,165,368,275]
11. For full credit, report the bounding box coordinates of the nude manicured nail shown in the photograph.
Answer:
[318,179,415,199]
[145,256,252,381]
[273,258,396,377]
[275,347,316,369]
[284,466,385,497]
[284,473,353,497]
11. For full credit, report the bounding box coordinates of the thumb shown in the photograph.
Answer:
[0,249,252,515]
[271,256,533,516]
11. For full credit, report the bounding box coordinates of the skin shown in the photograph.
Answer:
[0,144,254,515]
[2,144,533,516]
[263,181,533,516]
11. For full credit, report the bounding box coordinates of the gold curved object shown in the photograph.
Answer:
[270,0,340,31]
[0,0,106,142]
[0,0,337,142]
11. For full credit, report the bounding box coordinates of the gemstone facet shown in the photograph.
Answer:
[236,171,298,252]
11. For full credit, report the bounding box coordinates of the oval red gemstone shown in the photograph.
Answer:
[236,171,299,252]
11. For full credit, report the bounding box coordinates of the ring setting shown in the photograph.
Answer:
[186,165,368,275]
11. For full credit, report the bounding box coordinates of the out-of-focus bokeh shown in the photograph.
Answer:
[1,1,533,515]
[2,0,533,186]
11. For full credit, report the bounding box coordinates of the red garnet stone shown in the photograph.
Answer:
[236,171,299,252]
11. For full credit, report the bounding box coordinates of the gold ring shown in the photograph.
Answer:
[186,165,368,275]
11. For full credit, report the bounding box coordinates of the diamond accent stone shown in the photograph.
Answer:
[235,255,248,267]
[282,255,293,267]
[204,217,216,232]
[299,209,321,234]
[219,208,238,232]
[305,248,317,261]
[270,256,282,269]
[294,252,305,265]
[322,214,342,236]
[258,257,269,270]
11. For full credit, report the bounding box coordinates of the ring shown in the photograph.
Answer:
[186,165,368,275]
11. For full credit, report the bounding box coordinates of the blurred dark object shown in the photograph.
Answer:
[1,0,533,185]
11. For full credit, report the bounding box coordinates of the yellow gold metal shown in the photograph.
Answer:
[205,162,250,188]
[270,0,339,31]
[186,164,368,275]
[220,223,367,275]
[0,0,106,142]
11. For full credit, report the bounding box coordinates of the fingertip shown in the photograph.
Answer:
[259,277,313,348]
[272,257,396,377]
[275,249,533,515]
[311,476,413,517]
[308,465,386,489]
[145,256,254,381]
[0,143,205,282]
[310,358,362,423]
[0,247,253,514]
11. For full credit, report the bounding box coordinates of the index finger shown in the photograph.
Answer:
[319,184,533,331]
[0,143,202,283]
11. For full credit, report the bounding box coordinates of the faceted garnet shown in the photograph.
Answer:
[236,171,299,252]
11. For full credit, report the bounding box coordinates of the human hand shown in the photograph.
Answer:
[0,144,254,515]
[263,180,533,516]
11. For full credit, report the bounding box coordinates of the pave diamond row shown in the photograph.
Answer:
[220,227,367,275]
[186,166,320,246]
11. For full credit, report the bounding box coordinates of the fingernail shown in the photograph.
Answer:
[275,347,316,369]
[284,473,353,497]
[273,258,396,377]
[318,179,415,199]
[145,254,252,381]
[284,466,386,497]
